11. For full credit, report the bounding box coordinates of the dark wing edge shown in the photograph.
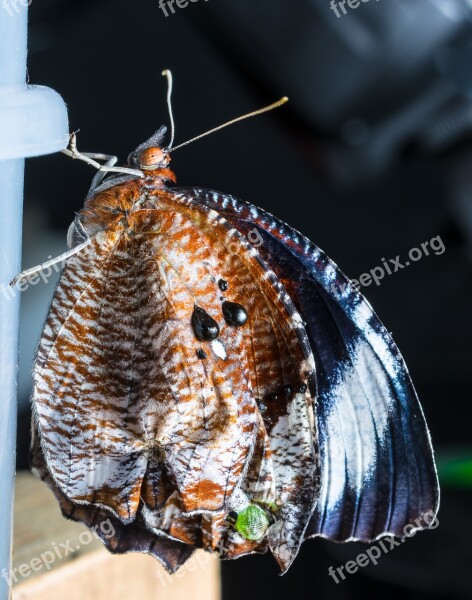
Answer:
[30,422,194,574]
[176,187,440,543]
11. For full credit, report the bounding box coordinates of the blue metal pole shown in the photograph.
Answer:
[0,5,68,599]
[0,159,24,599]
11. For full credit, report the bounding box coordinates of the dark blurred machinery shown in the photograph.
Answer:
[197,0,472,179]
[192,0,472,265]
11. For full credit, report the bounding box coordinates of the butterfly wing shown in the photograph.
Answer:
[32,184,320,572]
[30,424,195,574]
[177,187,440,542]
[33,227,151,522]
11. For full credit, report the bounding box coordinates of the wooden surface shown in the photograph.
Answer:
[12,471,220,600]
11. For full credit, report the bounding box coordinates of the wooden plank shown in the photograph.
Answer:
[11,472,220,600]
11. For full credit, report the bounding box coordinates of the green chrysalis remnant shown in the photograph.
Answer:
[233,505,270,541]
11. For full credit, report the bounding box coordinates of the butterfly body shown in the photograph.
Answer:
[31,127,439,574]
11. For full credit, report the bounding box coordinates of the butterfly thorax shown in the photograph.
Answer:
[79,158,176,235]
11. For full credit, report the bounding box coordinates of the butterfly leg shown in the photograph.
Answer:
[62,132,144,181]
[88,155,118,192]
[9,239,92,288]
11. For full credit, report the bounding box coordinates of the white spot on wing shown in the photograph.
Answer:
[211,339,227,360]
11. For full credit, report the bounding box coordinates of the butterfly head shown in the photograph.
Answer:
[127,125,172,174]
[136,146,171,171]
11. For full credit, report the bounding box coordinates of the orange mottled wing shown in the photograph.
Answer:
[33,225,151,521]
[33,183,319,572]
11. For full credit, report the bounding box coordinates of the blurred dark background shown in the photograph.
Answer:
[19,0,472,598]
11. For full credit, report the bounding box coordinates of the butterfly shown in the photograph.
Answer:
[24,71,439,575]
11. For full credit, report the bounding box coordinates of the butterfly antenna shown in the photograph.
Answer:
[162,69,176,149]
[170,96,289,153]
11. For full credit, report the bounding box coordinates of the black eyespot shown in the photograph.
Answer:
[298,383,308,394]
[222,301,248,327]
[284,385,293,397]
[218,279,229,292]
[191,306,220,342]
[196,349,207,359]
[256,398,267,413]
[226,511,238,525]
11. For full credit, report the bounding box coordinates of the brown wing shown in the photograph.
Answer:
[32,185,318,571]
